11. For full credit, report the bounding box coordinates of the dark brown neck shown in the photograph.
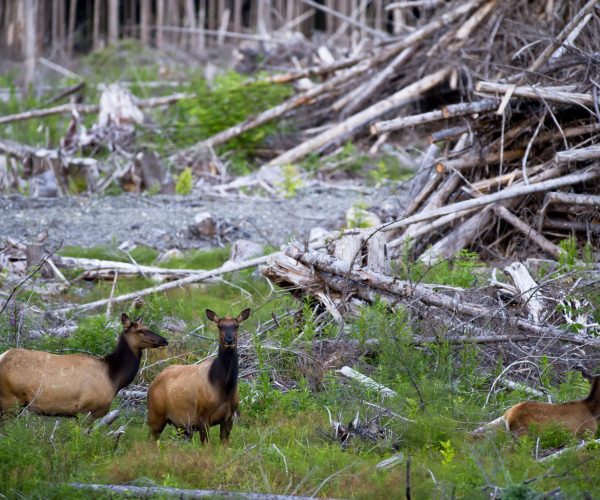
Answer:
[584,377,600,416]
[103,334,142,393]
[208,345,239,395]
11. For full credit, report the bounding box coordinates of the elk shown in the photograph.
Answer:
[0,313,167,419]
[147,308,251,443]
[472,368,600,437]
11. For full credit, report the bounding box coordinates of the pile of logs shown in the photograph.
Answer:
[173,0,600,262]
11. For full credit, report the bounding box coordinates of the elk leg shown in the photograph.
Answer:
[198,421,209,444]
[220,418,233,443]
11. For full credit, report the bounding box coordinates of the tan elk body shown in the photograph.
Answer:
[147,308,250,443]
[473,370,600,436]
[0,314,167,419]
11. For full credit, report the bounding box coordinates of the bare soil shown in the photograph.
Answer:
[0,185,408,251]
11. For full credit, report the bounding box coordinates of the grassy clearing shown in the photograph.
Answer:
[1,246,600,498]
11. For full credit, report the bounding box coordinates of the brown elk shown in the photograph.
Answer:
[472,368,600,437]
[147,308,251,443]
[0,313,167,419]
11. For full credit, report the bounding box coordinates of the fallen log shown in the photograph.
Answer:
[54,255,208,277]
[538,438,600,462]
[371,99,498,135]
[51,253,277,316]
[0,138,97,169]
[69,483,321,499]
[556,145,600,164]
[475,81,593,107]
[337,366,397,397]
[0,92,193,125]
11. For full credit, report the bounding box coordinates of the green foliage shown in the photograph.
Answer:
[175,167,193,195]
[558,236,578,270]
[399,249,483,287]
[278,164,304,198]
[158,247,230,270]
[32,315,115,355]
[169,72,293,174]
[367,156,414,186]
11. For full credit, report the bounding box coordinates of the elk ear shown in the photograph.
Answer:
[237,308,251,323]
[206,309,219,324]
[121,313,132,328]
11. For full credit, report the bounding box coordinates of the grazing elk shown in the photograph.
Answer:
[147,308,251,443]
[472,368,600,437]
[0,313,167,419]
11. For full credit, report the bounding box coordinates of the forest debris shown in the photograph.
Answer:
[475,81,594,106]
[376,453,405,470]
[492,205,563,259]
[337,366,397,398]
[503,262,546,325]
[267,67,452,167]
[538,438,600,462]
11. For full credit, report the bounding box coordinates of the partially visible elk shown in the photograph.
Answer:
[472,368,600,437]
[0,313,168,419]
[147,308,251,443]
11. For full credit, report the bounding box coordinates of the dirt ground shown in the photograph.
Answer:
[0,185,408,251]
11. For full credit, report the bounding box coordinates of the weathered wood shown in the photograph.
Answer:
[493,205,562,259]
[0,92,193,125]
[435,149,524,173]
[268,67,452,167]
[538,438,600,462]
[476,81,593,106]
[371,99,498,135]
[526,0,598,74]
[429,126,469,143]
[337,366,397,397]
[503,262,546,325]
[69,483,319,499]
[0,138,97,170]
[178,62,371,156]
[556,146,600,164]
[379,168,600,235]
[342,47,415,116]
[52,254,278,315]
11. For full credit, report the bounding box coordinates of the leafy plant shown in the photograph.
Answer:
[175,167,193,195]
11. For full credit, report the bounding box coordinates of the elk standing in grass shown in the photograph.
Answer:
[0,313,168,419]
[147,308,251,443]
[472,368,600,437]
